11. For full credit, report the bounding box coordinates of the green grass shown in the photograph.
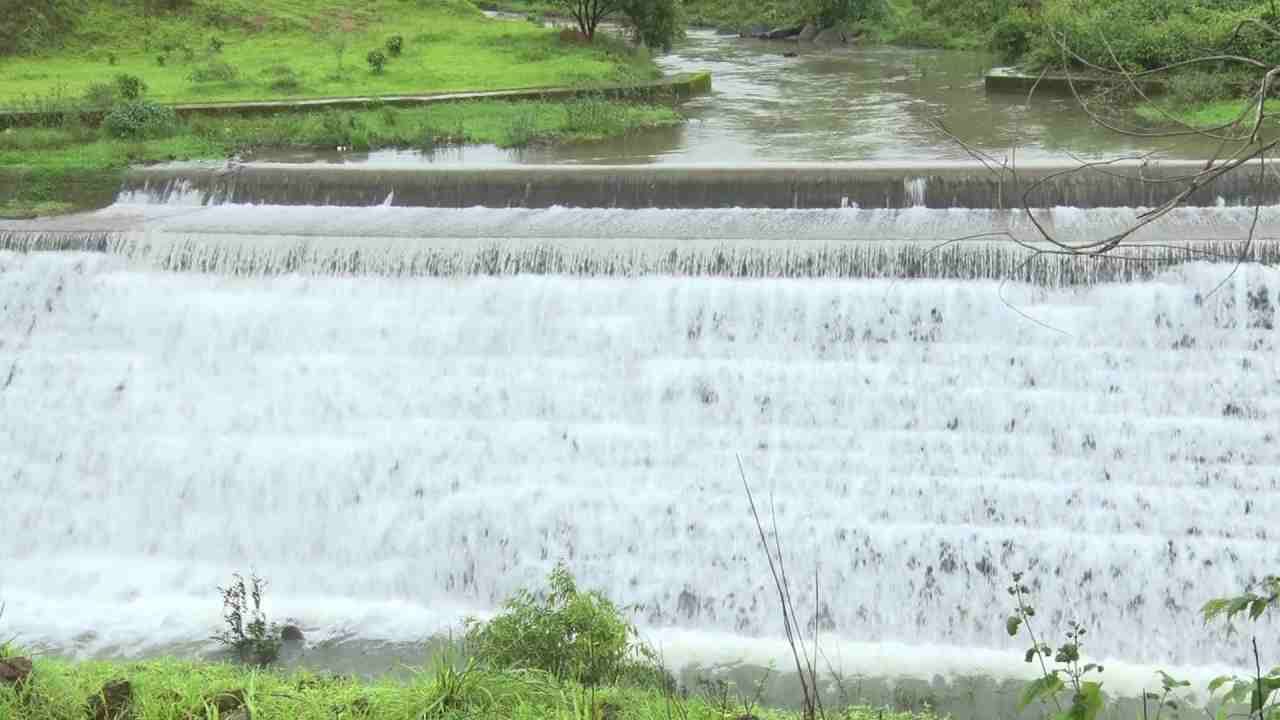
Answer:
[1133,99,1280,130]
[0,653,942,720]
[0,98,681,218]
[0,0,658,108]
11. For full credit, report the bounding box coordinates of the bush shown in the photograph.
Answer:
[114,73,147,100]
[213,572,281,666]
[385,35,404,56]
[1032,0,1280,70]
[990,7,1036,62]
[102,99,177,139]
[367,49,387,74]
[81,82,118,109]
[621,0,683,51]
[188,60,240,83]
[465,564,656,686]
[264,65,305,93]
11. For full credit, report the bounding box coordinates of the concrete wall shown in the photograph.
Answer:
[120,160,1279,210]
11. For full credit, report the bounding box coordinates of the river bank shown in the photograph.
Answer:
[0,651,947,720]
[0,0,695,219]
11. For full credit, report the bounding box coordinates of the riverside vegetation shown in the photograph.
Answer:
[0,0,682,218]
[1,564,1278,720]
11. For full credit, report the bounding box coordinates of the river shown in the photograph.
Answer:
[256,27,1227,166]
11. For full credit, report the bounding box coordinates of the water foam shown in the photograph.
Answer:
[1,252,1276,685]
[3,204,1279,284]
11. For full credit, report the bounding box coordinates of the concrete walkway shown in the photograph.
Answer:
[0,72,712,128]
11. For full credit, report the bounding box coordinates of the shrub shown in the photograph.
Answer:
[385,35,404,56]
[621,0,683,51]
[114,74,147,100]
[212,572,281,667]
[81,82,118,109]
[990,7,1035,62]
[464,563,656,686]
[188,60,240,83]
[367,50,387,74]
[265,65,304,93]
[502,109,541,147]
[564,96,622,136]
[102,99,177,139]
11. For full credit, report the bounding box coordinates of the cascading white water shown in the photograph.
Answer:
[1,250,1277,681]
[5,200,1280,284]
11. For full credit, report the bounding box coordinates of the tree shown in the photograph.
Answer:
[554,0,682,50]
[622,0,683,52]
[554,0,624,42]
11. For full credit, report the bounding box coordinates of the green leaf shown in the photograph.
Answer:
[1158,671,1190,690]
[1208,675,1233,694]
[1077,681,1105,720]
[1251,598,1271,620]
[1007,615,1023,637]
[1025,648,1038,663]
[1020,674,1065,709]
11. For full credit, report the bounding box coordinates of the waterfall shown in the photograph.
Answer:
[1,251,1276,679]
[4,204,1280,284]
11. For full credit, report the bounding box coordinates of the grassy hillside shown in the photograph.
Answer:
[0,0,658,107]
[0,0,684,218]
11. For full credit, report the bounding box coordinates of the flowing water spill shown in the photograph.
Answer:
[1,26,1280,712]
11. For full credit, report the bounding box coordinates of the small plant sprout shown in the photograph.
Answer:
[1006,572,1106,720]
[212,572,281,666]
[366,50,387,75]
[385,35,403,57]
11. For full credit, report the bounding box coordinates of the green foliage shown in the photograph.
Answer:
[212,572,282,667]
[803,0,882,26]
[1202,575,1280,624]
[1034,0,1280,70]
[367,50,388,74]
[1202,576,1280,720]
[1006,572,1109,720]
[465,563,656,687]
[1007,571,1280,720]
[262,64,305,94]
[188,60,240,83]
[621,0,684,52]
[990,7,1037,62]
[0,650,944,720]
[386,35,404,57]
[113,73,147,100]
[0,0,83,55]
[101,99,176,138]
[81,82,118,109]
[209,36,225,54]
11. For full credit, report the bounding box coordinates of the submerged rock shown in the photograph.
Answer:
[87,679,133,720]
[0,656,32,687]
[762,25,802,40]
[814,27,848,45]
[280,625,305,644]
